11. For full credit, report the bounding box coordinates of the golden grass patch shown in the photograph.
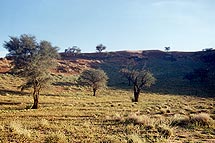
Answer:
[0,74,214,142]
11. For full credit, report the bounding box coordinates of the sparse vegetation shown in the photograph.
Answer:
[0,49,215,142]
[0,74,214,142]
[1,0,215,141]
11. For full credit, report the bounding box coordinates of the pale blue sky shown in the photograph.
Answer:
[0,0,215,57]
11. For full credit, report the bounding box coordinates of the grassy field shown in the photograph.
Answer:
[0,74,214,143]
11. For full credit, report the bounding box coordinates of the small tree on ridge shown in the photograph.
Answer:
[65,46,81,56]
[165,46,170,52]
[96,44,106,52]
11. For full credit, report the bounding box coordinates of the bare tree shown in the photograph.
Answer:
[120,68,156,102]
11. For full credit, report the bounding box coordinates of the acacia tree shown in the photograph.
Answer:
[165,46,170,52]
[121,68,156,102]
[96,44,106,52]
[78,69,108,96]
[65,46,81,56]
[4,34,59,109]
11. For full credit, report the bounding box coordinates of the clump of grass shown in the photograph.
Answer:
[157,125,173,139]
[125,113,138,124]
[190,113,214,127]
[102,135,125,143]
[113,113,124,122]
[171,114,190,127]
[171,113,214,128]
[39,119,50,128]
[109,112,154,128]
[105,113,124,122]
[9,121,31,138]
[44,131,67,143]
[127,134,144,143]
[125,113,152,126]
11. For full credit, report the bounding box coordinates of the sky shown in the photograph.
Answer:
[0,0,215,57]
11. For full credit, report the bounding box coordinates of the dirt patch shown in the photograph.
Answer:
[0,58,11,73]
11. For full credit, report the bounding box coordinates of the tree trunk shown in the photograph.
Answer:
[133,85,140,102]
[93,88,96,96]
[31,86,40,109]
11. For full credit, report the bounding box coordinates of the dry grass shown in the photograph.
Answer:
[124,113,153,126]
[127,134,145,143]
[9,121,31,138]
[0,74,214,142]
[171,113,214,128]
[190,113,214,127]
[44,131,68,143]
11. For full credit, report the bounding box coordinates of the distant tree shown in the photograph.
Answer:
[78,69,108,96]
[202,48,213,52]
[165,47,170,52]
[4,34,59,109]
[65,46,81,55]
[96,44,106,52]
[120,68,156,102]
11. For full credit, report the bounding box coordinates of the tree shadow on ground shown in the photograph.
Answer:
[52,82,77,86]
[0,89,29,96]
[0,101,22,105]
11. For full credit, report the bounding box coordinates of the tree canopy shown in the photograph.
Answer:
[4,34,59,109]
[96,44,106,52]
[165,46,170,52]
[121,68,156,102]
[78,69,108,96]
[65,46,81,55]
